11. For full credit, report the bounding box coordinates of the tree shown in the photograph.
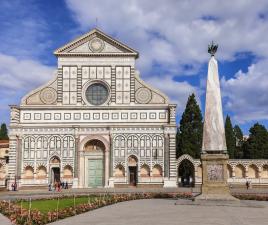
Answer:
[177,93,203,158]
[224,115,236,159]
[233,125,244,159]
[245,123,268,159]
[0,123,9,140]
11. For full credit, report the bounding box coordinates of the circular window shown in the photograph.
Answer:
[85,83,109,105]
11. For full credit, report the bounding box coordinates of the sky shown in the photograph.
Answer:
[0,0,268,135]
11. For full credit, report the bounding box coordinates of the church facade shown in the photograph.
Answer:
[8,29,177,189]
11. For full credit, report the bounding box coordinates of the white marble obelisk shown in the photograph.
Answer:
[202,54,227,153]
[195,43,237,201]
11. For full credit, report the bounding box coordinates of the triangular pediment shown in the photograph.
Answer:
[54,28,139,58]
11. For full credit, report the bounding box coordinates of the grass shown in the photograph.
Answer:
[18,196,97,213]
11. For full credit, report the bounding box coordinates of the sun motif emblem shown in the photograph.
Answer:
[89,37,105,52]
[135,87,152,104]
[40,87,57,104]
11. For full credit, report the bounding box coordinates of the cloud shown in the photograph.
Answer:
[0,0,51,60]
[221,59,268,123]
[0,53,54,122]
[0,1,55,123]
[0,54,54,90]
[65,0,268,126]
[65,0,268,75]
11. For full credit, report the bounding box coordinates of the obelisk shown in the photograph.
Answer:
[195,42,237,201]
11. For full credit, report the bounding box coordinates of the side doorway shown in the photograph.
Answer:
[128,155,138,186]
[129,166,137,186]
[178,159,195,187]
[51,167,60,183]
[50,156,61,184]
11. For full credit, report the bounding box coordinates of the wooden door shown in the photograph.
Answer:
[88,159,103,187]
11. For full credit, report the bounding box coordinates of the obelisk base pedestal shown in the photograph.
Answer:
[195,153,238,201]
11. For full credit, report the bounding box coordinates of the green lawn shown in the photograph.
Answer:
[18,196,98,213]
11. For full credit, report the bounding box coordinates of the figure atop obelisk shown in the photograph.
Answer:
[195,42,237,201]
[202,42,227,153]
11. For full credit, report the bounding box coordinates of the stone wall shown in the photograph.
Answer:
[177,154,268,187]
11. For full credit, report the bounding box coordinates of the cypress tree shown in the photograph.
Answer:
[246,123,268,159]
[233,125,244,159]
[176,93,203,158]
[224,115,236,159]
[0,123,9,140]
[242,140,250,159]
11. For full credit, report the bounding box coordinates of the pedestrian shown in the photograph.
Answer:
[14,182,17,191]
[58,182,61,192]
[66,181,68,189]
[11,183,14,191]
[48,183,52,191]
[246,181,249,190]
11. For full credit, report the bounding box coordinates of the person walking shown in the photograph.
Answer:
[57,182,61,192]
[54,182,57,192]
[246,181,249,190]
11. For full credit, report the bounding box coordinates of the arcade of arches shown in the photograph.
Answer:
[177,154,268,187]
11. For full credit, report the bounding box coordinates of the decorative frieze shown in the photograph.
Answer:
[21,109,168,124]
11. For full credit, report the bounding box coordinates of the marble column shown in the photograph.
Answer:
[71,126,80,188]
[105,150,110,187]
[74,136,79,178]
[16,136,22,189]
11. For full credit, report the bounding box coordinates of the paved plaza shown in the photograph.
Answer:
[0,214,12,225]
[1,193,268,225]
[47,199,268,225]
[1,188,268,225]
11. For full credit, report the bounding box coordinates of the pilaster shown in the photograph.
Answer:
[105,150,110,187]
[130,67,135,102]
[57,67,63,103]
[110,67,116,102]
[77,67,82,103]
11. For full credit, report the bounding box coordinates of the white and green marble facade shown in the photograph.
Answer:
[7,29,177,189]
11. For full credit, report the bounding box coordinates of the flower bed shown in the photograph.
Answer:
[233,193,268,201]
[0,192,192,225]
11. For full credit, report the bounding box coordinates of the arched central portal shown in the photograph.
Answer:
[84,139,105,188]
[178,159,195,187]
[128,155,138,186]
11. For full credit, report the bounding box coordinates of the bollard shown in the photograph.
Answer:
[20,201,22,216]
[73,195,76,214]
[8,200,10,213]
[56,196,60,220]
[28,198,32,223]
[88,194,90,204]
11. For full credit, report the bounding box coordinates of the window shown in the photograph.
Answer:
[24,137,35,159]
[152,135,164,159]
[85,83,109,105]
[114,135,125,157]
[63,136,75,158]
